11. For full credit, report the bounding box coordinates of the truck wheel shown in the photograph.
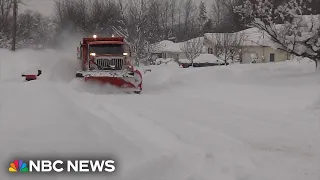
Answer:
[76,72,83,78]
[134,91,141,94]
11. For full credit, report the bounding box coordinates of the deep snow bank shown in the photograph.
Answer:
[0,48,79,83]
[0,48,320,180]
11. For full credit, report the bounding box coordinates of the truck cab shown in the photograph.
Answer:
[76,35,142,93]
[77,36,132,72]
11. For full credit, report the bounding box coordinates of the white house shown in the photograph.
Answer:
[150,40,186,61]
[151,37,208,61]
[161,41,187,60]
[151,28,291,64]
[204,27,291,64]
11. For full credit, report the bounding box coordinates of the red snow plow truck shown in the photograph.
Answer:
[76,35,143,93]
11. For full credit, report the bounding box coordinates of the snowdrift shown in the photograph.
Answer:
[0,48,78,83]
[0,48,320,180]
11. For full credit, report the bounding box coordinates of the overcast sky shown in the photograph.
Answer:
[21,0,214,17]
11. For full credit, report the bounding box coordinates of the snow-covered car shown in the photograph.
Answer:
[178,59,192,68]
[155,58,174,65]
[193,54,228,67]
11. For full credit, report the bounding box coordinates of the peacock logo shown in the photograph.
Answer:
[9,160,29,172]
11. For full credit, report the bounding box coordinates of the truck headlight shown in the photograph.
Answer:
[90,53,96,56]
[126,65,133,71]
[123,52,128,56]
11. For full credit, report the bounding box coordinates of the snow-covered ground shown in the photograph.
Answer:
[0,48,319,180]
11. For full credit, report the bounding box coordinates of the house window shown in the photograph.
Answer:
[270,53,275,62]
[208,47,213,54]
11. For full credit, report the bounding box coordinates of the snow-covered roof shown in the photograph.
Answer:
[152,37,205,53]
[150,40,174,53]
[204,27,271,47]
[241,27,270,47]
[177,37,205,53]
[163,42,183,53]
[150,40,183,53]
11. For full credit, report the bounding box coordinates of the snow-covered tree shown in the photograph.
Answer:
[210,0,226,31]
[0,31,11,48]
[220,0,248,32]
[206,32,244,64]
[0,0,13,32]
[182,0,198,39]
[180,37,204,65]
[198,1,207,31]
[125,0,149,65]
[0,0,13,48]
[235,0,320,70]
[202,18,214,33]
[146,0,163,42]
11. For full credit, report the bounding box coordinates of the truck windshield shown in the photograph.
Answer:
[89,44,124,55]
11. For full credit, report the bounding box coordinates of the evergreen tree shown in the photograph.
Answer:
[198,1,207,32]
[202,18,213,33]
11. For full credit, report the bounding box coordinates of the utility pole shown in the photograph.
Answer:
[11,0,17,51]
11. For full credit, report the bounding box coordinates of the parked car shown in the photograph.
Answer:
[178,59,192,68]
[192,54,229,67]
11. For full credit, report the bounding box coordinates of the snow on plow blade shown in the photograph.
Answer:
[76,70,143,93]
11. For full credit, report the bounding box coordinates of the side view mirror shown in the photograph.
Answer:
[129,46,132,57]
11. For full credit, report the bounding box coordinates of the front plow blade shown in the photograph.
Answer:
[85,76,135,88]
[78,70,143,93]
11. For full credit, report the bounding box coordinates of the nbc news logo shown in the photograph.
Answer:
[8,159,116,173]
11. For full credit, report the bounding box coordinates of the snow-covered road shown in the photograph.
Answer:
[0,49,319,180]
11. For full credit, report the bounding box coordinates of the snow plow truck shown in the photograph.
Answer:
[76,35,143,94]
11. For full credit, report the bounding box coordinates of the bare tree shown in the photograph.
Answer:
[236,0,320,70]
[180,37,204,65]
[206,32,244,64]
[0,0,13,34]
[53,0,81,32]
[89,0,123,36]
[146,0,162,42]
[111,0,130,40]
[49,0,208,53]
[125,0,149,65]
[176,0,184,39]
[0,0,24,50]
[198,1,207,33]
[16,10,53,49]
[11,0,17,51]
[169,0,176,35]
[143,41,164,65]
[220,0,247,31]
[0,0,18,49]
[210,0,246,32]
[182,0,198,39]
[159,0,170,39]
[210,0,226,31]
